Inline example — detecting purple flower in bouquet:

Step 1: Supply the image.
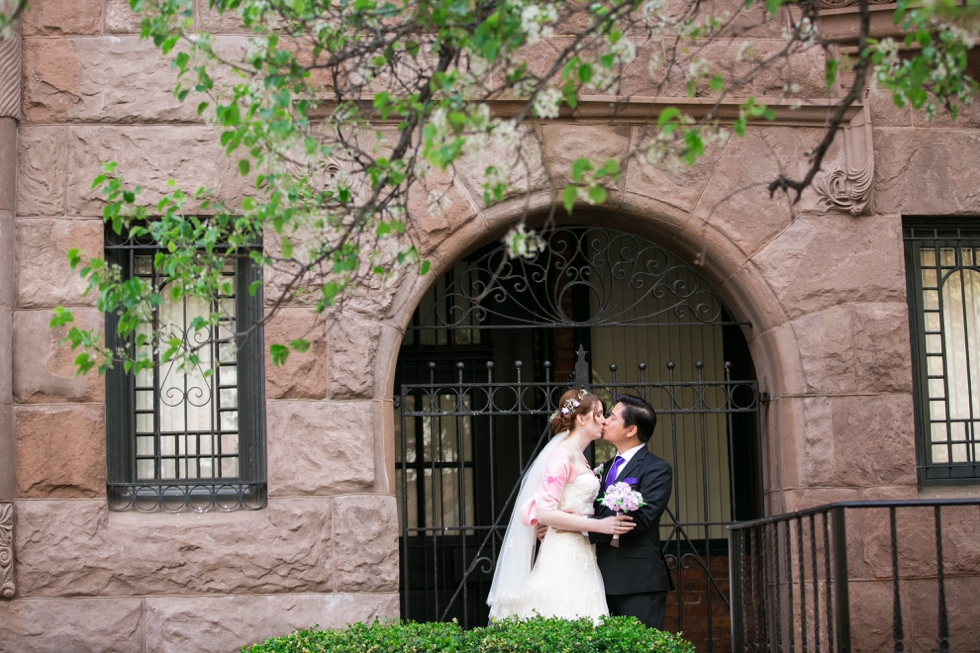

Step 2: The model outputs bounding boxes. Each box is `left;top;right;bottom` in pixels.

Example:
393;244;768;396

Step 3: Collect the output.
601;481;645;513
600;481;645;547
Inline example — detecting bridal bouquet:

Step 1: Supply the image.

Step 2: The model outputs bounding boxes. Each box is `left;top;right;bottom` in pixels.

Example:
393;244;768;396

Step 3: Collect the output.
600;482;645;548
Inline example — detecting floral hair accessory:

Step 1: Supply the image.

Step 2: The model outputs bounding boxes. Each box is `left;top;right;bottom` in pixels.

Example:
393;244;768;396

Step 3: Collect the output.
549;389;589;423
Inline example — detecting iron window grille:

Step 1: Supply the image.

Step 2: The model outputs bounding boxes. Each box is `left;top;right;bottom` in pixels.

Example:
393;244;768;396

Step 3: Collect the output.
905;220;980;483
104;227;267;512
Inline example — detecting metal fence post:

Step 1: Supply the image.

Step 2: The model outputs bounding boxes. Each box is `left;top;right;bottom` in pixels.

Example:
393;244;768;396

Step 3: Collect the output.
730;528;746;653
832;507;851;653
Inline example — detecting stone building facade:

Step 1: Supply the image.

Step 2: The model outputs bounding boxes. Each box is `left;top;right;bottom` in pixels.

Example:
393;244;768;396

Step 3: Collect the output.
1;1;980;652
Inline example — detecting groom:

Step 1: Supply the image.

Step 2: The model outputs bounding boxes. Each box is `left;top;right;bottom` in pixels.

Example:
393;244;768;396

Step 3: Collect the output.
590;394;674;630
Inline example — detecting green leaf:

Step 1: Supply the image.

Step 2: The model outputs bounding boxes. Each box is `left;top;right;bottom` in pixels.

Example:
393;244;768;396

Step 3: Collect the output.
281;236;293;259
49;306;75;328
74;352;95;376
562;185;577;214
289;338;311;353
765;0;785;16
66;248;83;270
571;158;592;183
238;159;250;176
420;259;431;275
657;106;680;126
597;158;620;179
270;343;289;367
682;129;704;166
709;75;724;92
588;185;607;204
825;58;840;93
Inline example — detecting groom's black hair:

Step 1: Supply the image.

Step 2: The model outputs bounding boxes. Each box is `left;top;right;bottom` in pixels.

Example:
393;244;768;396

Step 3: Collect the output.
613;394;657;443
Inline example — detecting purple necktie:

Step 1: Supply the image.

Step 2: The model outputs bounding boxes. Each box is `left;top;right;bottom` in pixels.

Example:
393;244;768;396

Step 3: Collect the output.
604;455;625;491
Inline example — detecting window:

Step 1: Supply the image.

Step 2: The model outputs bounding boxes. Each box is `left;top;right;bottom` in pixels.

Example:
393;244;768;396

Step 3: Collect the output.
906;221;980;482
104;228;267;511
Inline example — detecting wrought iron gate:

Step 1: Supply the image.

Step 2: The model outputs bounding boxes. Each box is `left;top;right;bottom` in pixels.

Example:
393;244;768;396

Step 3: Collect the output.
395;225;765;651
396;348;762;651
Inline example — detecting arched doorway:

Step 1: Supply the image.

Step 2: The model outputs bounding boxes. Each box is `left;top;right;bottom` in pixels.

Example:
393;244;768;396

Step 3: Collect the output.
393;226;763;649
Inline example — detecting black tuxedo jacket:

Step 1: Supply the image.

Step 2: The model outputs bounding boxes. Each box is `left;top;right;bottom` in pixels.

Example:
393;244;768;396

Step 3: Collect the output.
589;447;674;595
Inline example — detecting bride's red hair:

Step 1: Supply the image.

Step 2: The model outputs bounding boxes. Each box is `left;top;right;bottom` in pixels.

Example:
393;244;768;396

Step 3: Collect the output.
550;389;602;434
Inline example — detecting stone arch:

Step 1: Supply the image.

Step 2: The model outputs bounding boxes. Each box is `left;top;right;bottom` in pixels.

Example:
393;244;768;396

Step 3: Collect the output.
378;188;807;512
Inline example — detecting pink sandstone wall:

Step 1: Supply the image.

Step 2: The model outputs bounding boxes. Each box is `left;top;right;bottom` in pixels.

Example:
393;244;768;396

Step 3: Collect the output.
1;0;979;651
1;2;399;650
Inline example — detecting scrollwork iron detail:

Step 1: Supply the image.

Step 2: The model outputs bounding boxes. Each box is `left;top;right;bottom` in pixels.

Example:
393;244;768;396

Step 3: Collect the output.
415;227;738;331
107;483;267;514
0;502;14;599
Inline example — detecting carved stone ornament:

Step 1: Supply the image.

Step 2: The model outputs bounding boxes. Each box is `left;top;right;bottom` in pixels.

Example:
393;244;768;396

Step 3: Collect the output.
0;502;14;599
0;32;21;120
813;103;874;216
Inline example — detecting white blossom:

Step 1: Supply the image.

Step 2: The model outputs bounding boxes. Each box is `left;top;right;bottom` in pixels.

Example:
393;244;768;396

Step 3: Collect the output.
504;224;546;259
533;87;563;119
686;58;709;81
610;37;636;65
641;0;667;19
426;190;452;217
735;41;755;62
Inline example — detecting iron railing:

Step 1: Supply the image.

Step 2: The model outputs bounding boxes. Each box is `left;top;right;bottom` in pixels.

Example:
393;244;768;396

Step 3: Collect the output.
729;498;980;653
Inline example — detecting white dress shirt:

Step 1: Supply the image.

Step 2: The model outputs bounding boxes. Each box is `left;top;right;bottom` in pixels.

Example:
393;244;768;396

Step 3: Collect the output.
611;443;646;481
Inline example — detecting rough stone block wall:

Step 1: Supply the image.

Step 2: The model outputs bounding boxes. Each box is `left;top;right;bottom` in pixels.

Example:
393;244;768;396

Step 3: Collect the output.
2;0;980;650
0;22;19;606
1;2;400;651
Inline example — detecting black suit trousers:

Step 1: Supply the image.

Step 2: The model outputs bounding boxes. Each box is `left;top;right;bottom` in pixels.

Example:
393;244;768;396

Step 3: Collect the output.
606;591;668;630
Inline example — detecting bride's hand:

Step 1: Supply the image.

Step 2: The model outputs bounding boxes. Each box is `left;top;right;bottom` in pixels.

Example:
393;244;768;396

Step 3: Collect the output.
597;514;635;536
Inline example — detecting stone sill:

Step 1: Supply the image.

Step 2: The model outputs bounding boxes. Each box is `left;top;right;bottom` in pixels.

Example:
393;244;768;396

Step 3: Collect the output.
919;483;980;499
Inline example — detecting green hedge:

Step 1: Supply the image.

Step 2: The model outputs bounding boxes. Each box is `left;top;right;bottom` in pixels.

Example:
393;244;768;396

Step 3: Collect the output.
243;616;695;653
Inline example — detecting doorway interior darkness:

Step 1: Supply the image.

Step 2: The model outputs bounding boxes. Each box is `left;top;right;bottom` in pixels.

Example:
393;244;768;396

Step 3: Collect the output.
393;226;763;651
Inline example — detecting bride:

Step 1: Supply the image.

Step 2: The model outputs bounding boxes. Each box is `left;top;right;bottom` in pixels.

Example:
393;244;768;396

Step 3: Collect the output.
486;389;635;621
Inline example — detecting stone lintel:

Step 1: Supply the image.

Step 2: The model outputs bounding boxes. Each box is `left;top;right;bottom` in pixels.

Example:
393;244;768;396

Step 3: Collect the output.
309;96;865;128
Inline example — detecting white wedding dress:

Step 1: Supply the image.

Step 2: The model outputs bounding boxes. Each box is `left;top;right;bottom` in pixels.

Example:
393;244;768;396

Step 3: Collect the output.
486;434;609;623
517;469;608;621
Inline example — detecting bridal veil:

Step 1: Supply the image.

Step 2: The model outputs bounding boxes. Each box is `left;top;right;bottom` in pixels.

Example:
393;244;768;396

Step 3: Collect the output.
485;430;569;620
